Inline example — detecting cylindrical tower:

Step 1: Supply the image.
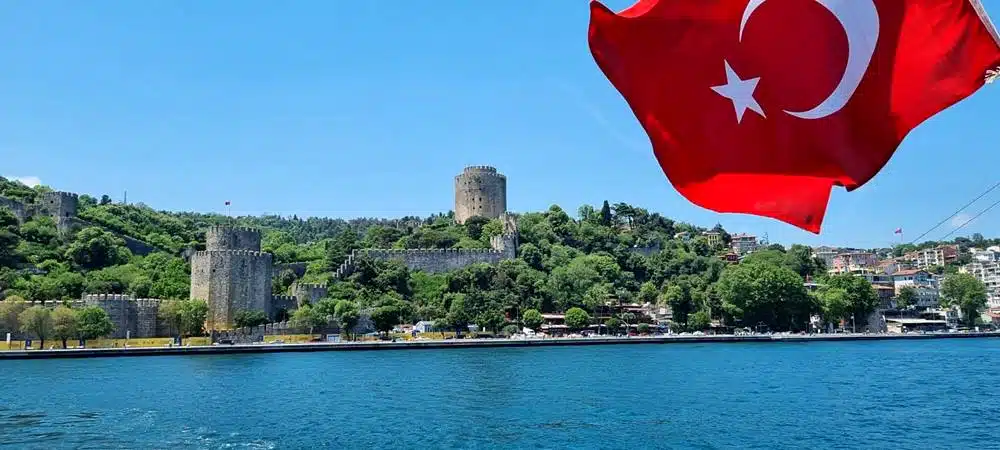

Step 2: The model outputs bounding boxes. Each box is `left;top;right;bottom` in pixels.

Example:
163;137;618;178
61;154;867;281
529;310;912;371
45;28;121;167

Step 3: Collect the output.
454;165;507;224
206;225;262;251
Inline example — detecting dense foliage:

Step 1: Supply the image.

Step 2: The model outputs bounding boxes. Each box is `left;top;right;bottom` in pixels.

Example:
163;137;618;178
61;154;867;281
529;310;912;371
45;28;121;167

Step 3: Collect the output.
1;177;993;335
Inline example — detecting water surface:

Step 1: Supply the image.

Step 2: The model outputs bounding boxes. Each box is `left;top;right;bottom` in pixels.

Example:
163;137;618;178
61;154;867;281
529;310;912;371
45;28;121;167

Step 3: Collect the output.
1;339;997;449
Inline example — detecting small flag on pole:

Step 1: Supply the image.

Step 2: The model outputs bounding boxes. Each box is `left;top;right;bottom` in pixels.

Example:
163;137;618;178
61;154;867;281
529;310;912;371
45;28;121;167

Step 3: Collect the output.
224;201;231;206
894;228;902;234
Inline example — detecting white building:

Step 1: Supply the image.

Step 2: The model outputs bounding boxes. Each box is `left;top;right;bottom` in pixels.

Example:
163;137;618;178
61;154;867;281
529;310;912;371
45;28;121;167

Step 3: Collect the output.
960;261;1000;309
731;233;758;255
892;269;940;309
970;246;1000;263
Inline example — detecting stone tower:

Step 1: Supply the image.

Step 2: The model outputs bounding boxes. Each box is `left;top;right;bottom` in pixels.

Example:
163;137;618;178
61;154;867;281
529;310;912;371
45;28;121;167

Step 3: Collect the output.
38;191;78;219
190;226;273;330
454;165;507;224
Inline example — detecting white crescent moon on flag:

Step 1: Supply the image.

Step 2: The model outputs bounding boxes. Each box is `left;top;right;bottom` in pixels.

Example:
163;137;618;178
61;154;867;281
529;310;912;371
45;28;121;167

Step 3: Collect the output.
739;0;880;120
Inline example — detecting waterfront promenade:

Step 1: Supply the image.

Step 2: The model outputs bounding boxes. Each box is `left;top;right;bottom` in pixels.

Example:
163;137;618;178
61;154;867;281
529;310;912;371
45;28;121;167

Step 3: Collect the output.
1;331;998;360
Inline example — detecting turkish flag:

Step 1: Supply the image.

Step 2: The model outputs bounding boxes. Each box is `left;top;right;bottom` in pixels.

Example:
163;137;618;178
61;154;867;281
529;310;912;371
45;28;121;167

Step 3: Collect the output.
589;0;1000;233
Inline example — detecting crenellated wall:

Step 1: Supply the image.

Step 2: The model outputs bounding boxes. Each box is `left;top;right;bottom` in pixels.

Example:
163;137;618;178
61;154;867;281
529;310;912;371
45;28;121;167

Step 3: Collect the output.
82;294;165;339
270;295;297;315
291;282;328;305
206;225;262;251
358;248;510;273
0;197;26;222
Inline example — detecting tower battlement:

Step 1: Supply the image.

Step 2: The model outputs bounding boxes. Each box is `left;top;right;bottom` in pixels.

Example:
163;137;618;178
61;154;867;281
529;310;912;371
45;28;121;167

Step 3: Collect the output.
205;225;262;252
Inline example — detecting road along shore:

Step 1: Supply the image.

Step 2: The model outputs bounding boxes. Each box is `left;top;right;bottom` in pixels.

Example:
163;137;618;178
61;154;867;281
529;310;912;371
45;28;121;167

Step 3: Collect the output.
1;331;998;360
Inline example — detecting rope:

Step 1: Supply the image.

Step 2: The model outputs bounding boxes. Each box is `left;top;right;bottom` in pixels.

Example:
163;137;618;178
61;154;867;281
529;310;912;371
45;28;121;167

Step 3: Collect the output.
907;180;1000;244
988;67;999;84
938;197;1000;241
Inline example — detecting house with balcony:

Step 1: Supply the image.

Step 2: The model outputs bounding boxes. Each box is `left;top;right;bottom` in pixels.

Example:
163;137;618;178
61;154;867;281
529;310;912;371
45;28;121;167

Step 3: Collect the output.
730;233;758;255
829;252;878;274
891;269;940;309
970;246;1000;263
701;231;722;248
960;260;1000;309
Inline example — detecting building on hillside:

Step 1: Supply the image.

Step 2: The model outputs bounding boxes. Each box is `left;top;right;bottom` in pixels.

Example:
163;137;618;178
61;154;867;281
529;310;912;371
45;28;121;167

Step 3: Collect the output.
876;285;896;309
970;246;1000;263
891;269;940;309
730;233;758;255
903;245;958;270
702;231;721;248
812;246;839;269
960;261;1000;309
829;252;877;274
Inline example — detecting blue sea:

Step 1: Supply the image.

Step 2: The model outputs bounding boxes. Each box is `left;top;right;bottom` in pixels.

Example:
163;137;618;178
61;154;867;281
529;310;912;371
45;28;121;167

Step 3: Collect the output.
1;339;998;449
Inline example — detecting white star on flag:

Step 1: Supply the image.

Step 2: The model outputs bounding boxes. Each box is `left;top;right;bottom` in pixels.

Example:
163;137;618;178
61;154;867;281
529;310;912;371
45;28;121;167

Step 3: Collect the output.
711;60;765;123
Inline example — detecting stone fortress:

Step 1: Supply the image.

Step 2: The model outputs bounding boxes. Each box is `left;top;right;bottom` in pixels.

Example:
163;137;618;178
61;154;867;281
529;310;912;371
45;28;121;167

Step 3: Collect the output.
0;191;79;232
454;165;507;224
3;165;518;336
0;190;157;255
190;226;275;329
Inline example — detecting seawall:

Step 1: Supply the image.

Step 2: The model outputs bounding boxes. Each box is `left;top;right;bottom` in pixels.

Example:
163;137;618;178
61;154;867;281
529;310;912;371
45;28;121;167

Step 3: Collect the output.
1;332;998;360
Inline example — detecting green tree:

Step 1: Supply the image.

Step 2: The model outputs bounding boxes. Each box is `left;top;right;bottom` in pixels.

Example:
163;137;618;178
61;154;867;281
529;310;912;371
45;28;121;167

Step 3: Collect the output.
688;309;711;331
599;200;612;226
77;306;115;342
819;288;851;327
717;261;812;332
51;306;79;348
522;308;544;331
334;300;360;340
0;207;21;267
180;300;208;337
0;297;27;335
941;273;988;327
233;310;269;328
19;306;53;348
564;307;590;332
637;322;651;335
64;227;132;270
371;305;400;336
896;286;917;311
445;294;471;336
826;273;880;326
290;304;327;336
158;300;185;339
605;316;622;335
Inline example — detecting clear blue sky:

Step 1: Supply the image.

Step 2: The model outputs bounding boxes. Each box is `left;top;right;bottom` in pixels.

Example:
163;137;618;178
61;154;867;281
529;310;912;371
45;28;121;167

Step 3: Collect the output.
1;0;998;249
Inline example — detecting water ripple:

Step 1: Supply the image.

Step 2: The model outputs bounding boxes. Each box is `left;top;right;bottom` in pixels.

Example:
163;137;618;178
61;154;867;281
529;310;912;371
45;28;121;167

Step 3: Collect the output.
0;340;998;449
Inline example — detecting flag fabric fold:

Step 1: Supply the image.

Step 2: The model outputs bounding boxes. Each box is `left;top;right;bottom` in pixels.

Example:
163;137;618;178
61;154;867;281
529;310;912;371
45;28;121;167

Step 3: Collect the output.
589;0;1000;233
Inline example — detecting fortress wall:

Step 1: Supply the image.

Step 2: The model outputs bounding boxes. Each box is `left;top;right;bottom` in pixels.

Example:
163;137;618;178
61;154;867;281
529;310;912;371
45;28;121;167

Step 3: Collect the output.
292;282;328;305
0;196;27;222
274;262;308;278
270;295;298;316
359;248;509;273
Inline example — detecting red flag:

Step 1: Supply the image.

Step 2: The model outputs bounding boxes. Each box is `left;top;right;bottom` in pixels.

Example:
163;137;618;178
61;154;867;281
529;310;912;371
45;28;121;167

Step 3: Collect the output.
589;0;1000;233
894;228;902;234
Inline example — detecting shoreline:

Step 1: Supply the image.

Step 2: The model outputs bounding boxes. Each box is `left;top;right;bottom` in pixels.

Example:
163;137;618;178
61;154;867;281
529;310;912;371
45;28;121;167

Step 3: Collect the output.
1;331;998;360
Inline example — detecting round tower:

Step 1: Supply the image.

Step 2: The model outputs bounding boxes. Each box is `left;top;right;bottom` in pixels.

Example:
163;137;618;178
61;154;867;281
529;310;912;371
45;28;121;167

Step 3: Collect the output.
206;225;262;251
454;165;507;224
